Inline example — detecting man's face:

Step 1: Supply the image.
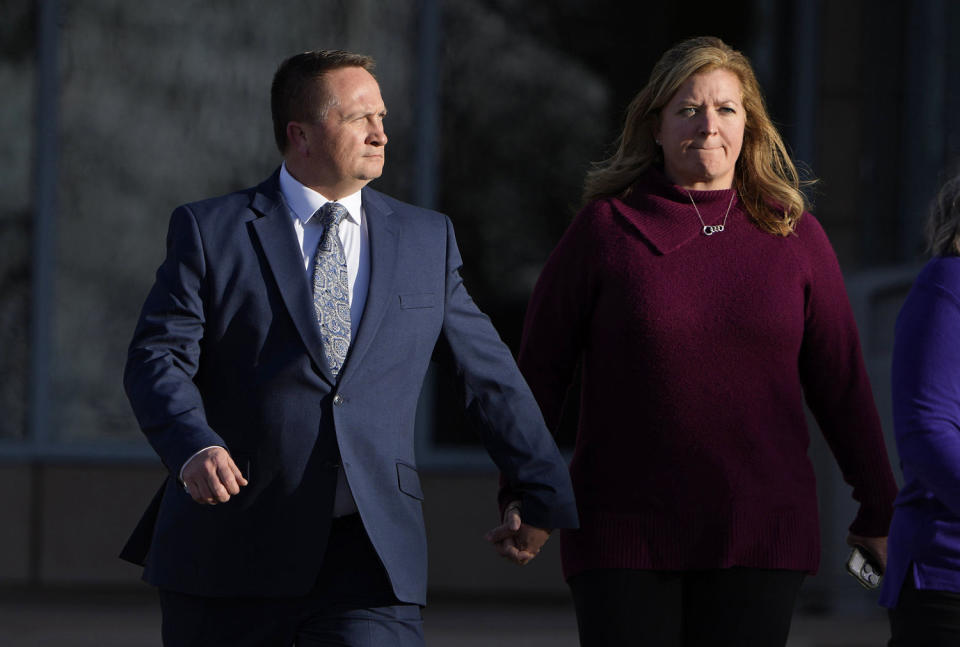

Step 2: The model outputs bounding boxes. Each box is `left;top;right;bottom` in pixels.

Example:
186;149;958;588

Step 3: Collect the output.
296;66;387;198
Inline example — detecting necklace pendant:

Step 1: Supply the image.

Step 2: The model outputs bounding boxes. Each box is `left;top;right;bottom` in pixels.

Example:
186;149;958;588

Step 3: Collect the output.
703;224;724;236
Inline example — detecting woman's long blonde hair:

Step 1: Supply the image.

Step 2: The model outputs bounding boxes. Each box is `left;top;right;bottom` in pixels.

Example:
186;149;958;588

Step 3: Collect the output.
583;36;809;236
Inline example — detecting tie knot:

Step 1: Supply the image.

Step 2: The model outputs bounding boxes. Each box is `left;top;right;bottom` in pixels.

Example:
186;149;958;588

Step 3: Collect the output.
318;202;349;229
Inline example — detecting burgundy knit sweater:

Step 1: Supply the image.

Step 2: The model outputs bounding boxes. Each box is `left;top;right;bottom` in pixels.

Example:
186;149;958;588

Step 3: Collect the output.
518;170;897;579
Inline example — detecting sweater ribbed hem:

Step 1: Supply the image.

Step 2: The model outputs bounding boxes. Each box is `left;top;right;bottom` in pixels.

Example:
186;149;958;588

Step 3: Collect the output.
560;508;821;581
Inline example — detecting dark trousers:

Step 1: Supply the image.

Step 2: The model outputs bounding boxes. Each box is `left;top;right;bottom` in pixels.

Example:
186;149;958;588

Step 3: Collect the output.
888;576;960;646
159;515;424;647
568;567;805;647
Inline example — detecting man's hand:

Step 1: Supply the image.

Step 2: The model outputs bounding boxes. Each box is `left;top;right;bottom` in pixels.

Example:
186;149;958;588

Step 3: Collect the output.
847;533;888;571
181;447;248;505
484;502;551;566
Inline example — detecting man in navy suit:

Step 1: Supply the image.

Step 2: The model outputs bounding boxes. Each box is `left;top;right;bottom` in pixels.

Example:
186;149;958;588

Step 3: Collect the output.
122;50;577;646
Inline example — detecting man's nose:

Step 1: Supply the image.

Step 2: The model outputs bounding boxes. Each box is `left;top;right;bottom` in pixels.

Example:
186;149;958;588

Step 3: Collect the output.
368;120;387;146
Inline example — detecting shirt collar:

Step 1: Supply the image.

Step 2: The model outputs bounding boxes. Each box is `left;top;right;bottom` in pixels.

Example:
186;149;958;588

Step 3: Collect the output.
279;162;362;227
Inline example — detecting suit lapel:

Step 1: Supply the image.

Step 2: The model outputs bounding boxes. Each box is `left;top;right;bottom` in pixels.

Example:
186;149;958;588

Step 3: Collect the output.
249;172;336;385
338;188;399;384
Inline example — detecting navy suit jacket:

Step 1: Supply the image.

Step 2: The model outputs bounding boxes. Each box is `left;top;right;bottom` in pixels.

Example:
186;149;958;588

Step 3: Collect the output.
121;170;577;604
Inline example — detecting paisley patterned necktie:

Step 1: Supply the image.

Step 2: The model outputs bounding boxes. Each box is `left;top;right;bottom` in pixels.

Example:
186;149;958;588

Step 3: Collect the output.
312;202;351;377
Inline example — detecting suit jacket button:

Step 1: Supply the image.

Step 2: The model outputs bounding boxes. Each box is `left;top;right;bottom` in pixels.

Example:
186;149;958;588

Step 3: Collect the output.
333;394;343;406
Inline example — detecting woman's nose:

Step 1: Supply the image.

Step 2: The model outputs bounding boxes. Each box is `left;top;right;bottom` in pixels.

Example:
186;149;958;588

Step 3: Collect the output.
699;113;718;135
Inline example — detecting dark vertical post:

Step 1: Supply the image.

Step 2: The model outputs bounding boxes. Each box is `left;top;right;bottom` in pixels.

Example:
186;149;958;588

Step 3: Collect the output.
31;0;59;449
898;0;946;259
748;0;780;94
414;0;440;210
413;0;441;461
30;0;60;583
791;0;820;175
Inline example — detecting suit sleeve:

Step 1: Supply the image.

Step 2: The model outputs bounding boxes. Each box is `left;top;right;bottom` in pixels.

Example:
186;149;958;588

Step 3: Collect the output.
796;215;897;536
438;216;578;530
124;205;226;475
891;272;960;515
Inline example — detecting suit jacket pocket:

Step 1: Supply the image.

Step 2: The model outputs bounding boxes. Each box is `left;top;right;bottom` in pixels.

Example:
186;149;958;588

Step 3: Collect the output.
399;293;437;309
396;462;424;500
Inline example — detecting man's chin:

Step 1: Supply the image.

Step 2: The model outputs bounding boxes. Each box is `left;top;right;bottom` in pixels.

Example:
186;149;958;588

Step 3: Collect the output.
358;168;384;181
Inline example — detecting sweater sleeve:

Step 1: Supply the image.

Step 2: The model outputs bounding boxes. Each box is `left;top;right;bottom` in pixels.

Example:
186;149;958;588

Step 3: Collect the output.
517;204;601;432
795;215;897;537
891;264;960;515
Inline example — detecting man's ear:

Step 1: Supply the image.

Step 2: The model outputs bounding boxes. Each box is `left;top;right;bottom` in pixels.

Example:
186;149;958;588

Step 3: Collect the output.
286;122;310;156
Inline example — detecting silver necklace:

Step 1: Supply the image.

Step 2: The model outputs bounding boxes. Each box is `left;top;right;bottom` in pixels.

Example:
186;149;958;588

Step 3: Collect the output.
686;190;736;236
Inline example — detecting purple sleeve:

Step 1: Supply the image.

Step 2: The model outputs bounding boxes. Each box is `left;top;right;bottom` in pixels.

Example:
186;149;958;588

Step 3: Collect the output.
892;261;960;515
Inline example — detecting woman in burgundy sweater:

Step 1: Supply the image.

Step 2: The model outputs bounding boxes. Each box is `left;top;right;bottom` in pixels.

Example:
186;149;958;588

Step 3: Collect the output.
515;36;897;646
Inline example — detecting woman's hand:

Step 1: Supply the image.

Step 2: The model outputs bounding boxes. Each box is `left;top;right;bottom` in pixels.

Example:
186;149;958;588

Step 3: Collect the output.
847;534;888;571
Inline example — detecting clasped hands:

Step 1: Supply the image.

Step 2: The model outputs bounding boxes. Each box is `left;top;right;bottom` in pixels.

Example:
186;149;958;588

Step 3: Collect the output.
484;501;552;566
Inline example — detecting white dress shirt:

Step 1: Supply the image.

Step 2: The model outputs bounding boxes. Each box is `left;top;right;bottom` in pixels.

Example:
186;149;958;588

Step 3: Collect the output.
278;163;370;335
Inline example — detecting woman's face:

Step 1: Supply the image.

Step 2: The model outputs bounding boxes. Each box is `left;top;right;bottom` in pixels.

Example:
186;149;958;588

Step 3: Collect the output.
655;68;745;191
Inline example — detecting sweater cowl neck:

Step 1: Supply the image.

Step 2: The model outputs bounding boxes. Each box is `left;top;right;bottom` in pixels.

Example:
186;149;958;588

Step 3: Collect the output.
609;168;741;255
